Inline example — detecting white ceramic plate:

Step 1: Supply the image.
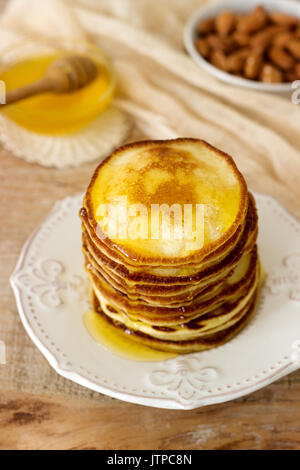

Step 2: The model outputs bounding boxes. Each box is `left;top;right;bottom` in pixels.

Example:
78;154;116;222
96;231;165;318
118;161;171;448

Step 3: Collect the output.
10;192;300;409
184;0;300;93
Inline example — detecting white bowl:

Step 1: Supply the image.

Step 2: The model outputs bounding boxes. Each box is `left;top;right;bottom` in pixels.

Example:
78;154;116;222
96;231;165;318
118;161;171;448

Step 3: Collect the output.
184;0;300;92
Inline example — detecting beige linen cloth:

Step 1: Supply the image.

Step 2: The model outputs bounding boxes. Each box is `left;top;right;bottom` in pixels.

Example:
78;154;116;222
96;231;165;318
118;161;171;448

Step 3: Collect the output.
1;0;300;402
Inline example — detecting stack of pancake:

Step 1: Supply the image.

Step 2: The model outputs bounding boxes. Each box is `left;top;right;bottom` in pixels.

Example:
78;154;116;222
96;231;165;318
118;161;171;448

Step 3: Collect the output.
80;138;261;354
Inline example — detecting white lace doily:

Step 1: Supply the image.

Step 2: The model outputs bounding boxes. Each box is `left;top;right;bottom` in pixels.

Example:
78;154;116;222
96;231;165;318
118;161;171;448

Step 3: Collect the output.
0;106;132;168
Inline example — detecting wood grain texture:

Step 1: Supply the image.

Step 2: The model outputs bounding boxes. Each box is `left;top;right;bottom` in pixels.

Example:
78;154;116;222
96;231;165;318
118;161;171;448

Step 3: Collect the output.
0;376;300;450
1;142;300;450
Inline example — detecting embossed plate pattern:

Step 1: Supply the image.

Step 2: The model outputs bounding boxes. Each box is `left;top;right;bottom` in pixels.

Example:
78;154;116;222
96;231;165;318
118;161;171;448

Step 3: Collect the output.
10;193;300;409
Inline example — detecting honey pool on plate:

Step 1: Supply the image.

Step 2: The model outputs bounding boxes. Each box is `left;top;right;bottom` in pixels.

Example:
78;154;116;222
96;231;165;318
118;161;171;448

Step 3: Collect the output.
0;53;115;134
84;310;177;362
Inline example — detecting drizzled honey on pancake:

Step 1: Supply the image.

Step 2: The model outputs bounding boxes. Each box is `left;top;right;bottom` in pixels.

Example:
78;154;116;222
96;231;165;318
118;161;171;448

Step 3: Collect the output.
86;139;248;263
80;139;262;356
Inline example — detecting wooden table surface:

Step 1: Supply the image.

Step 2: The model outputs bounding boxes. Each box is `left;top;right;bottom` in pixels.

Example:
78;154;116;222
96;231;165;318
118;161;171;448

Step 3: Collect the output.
1;145;300;450
0;377;300;450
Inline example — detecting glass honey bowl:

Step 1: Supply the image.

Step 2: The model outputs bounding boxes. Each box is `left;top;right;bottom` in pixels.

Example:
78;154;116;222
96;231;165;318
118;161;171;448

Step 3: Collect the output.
0;39;116;135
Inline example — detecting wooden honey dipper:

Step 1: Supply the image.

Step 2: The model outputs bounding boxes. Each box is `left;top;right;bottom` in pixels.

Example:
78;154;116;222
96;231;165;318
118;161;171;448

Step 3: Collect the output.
2;55;98;106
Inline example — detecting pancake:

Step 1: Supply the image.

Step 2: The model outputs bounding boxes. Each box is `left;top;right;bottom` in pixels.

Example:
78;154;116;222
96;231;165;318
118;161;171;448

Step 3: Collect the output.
93;256;260;335
81;194;257;287
87;246;258;323
83;139;248;266
90;284;260;353
85;240;257;308
80;138;262;355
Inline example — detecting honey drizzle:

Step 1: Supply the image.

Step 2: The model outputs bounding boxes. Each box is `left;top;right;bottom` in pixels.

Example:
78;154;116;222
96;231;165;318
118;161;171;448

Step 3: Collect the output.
84;310;177;362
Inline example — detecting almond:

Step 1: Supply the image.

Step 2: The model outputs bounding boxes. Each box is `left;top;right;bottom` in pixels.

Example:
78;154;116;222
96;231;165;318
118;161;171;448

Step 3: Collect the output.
232;31;251;47
253;5;269;23
237;5;268;34
244;51;263;79
206;34;236;53
287;39;300;59
295;63;300;77
227;48;249;73
260;63;283;83
197;17;215;36
269;11;298;26
268;46;295;71
210;50;228;71
195;38;210;58
272;31;293;47
285;64;300;81
215;10;236;36
251;25;286;52
284;71;296;82
294;26;300;39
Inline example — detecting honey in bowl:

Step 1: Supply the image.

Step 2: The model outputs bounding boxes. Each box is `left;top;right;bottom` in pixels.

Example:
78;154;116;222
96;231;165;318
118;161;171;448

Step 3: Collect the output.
0;49;115;134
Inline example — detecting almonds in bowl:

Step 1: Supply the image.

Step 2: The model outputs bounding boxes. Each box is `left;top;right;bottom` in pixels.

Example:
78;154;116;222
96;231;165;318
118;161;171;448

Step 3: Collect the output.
184;0;300;91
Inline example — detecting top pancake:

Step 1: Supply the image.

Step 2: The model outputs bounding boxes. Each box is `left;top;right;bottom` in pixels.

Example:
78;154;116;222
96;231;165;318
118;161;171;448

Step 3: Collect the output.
84;139;248;265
